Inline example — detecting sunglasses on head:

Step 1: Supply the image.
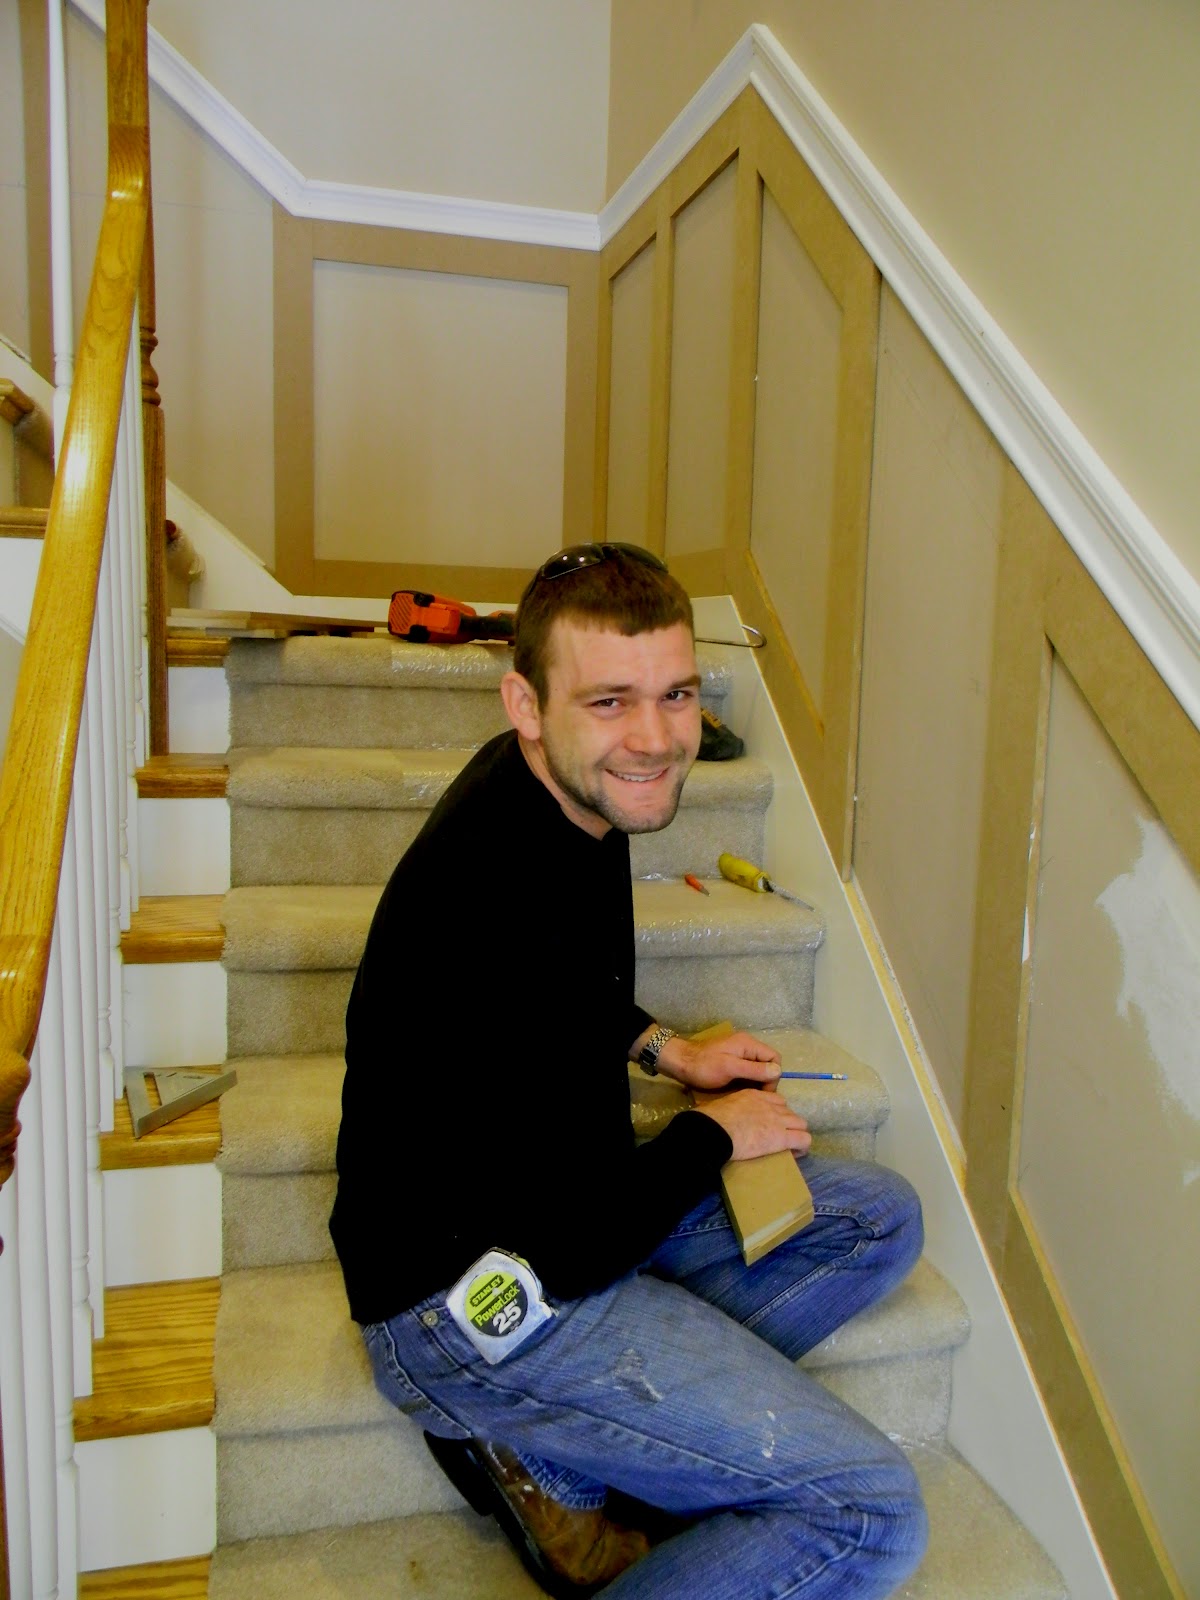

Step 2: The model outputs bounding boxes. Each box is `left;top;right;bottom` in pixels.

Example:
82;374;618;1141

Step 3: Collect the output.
535;542;669;582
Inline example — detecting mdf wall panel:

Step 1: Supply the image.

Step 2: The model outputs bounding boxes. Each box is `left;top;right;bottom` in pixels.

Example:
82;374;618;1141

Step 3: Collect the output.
605;242;656;546
664;162;737;561
854;292;1003;1134
748;189;840;717
312;262;568;570
1018;658;1200;1591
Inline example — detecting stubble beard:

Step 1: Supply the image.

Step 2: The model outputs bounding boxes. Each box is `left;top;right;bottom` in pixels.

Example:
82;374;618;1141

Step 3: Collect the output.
542;736;692;835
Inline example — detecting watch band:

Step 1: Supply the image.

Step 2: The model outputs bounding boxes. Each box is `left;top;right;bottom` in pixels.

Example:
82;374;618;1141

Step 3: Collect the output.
637;1024;676;1076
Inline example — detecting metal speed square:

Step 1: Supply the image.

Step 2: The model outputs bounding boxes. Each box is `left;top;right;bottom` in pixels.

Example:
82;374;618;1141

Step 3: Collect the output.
124;1065;237;1137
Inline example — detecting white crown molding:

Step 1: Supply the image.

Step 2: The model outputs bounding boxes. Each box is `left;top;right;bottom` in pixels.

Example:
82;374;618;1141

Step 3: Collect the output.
601;25;1200;733
67;0;599;251
68;3;1200;726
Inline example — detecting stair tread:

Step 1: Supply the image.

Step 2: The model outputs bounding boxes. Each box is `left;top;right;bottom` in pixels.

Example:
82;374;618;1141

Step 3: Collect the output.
226;743;771;811
168;634;229;666
74;1278;218;1441
137;751;229;798
79;1553;210;1598
218;1032;887;1179
212;1255;964;1441
224;635;734;695
122;894;225;962
205;1439;1064;1599
103;1066;225;1168
220;878;820;972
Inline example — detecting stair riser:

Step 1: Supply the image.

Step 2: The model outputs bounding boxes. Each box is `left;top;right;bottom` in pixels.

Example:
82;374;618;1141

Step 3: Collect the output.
230;803;767;887
220;1123;877;1274
216;1343;954;1543
226;945;816;1058
231;684;731;750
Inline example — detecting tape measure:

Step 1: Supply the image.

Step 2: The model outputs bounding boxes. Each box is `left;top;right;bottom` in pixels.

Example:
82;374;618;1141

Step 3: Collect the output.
445;1249;556;1365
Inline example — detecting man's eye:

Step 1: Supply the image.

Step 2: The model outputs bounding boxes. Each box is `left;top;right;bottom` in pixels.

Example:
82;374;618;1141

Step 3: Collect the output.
664;689;695;703
591;697;621;710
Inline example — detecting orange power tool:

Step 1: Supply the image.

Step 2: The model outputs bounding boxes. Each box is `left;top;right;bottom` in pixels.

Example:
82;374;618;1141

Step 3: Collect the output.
388;590;516;645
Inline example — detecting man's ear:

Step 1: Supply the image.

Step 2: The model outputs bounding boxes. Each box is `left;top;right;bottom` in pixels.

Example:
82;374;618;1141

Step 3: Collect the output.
500;670;542;740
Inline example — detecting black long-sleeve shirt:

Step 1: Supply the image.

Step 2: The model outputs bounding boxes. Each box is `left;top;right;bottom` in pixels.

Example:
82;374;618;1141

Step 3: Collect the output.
329;730;733;1325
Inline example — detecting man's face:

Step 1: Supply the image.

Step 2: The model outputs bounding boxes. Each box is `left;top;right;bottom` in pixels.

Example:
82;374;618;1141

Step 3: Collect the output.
526;619;702;837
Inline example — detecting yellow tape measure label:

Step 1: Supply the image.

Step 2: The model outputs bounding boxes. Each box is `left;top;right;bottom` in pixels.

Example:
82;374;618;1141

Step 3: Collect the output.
446;1249;555;1364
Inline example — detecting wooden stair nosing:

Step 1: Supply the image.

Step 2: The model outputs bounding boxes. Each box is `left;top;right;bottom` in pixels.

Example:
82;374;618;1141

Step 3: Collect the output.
73;1277;218;1443
79;1553;210;1598
0;505;49;537
101;1069;224;1168
121;895;225;963
136;752;229;799
168;634;229;667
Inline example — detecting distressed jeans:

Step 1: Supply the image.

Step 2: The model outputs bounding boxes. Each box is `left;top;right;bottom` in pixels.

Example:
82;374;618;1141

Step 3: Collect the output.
363;1155;928;1598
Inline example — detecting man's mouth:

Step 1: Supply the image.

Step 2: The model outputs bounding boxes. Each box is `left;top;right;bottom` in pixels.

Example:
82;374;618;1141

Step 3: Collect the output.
609;768;668;785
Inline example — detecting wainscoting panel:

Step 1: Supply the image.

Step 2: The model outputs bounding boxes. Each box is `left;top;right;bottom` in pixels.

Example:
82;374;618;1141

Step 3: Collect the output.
273;206;598;600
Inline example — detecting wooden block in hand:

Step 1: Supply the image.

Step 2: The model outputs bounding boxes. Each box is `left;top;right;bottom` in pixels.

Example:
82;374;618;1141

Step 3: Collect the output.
688;1021;814;1265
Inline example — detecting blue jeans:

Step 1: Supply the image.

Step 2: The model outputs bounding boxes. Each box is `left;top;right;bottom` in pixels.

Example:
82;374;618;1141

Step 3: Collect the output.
364;1156;928;1598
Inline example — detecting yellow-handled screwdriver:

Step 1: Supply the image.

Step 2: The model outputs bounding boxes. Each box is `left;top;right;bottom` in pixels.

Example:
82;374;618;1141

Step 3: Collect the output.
718;853;815;912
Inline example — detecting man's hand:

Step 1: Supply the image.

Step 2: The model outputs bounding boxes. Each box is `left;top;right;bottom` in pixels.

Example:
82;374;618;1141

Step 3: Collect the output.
694;1088;811;1162
654;1031;781;1092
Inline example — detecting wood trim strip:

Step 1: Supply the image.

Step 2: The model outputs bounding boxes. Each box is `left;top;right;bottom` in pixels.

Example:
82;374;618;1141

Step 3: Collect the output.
73;1278;218;1442
166;635;229;667
0;508;49;537
275;219;599;595
120;896;225;964
272;203;315;594
645;188;675;559
135;753;228;799
101;1070;223;1169
80;1554;210;1599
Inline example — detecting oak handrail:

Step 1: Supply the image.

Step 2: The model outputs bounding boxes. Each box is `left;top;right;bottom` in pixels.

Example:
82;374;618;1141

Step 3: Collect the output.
0;10;152;1590
0;2;148;1189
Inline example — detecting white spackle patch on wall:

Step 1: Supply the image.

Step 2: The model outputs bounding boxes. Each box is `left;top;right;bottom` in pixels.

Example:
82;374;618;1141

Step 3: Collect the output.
1096;815;1200;1125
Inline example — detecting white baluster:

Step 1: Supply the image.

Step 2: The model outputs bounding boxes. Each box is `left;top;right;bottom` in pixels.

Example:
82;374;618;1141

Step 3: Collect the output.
16;1041;62;1600
86;607;117;1128
47;0;73;453
65;778;98;1397
0;1176;34;1597
39;929;82;1593
114;376;141;917
126;337;150;778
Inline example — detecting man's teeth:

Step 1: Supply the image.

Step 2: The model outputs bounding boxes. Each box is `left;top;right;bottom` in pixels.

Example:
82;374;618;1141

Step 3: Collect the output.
613;771;663;783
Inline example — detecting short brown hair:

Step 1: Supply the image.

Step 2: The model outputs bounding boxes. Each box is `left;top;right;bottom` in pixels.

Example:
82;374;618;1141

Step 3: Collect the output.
514;547;693;706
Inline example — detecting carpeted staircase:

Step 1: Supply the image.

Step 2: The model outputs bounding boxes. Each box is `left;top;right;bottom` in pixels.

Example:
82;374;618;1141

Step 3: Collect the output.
207;634;1066;1598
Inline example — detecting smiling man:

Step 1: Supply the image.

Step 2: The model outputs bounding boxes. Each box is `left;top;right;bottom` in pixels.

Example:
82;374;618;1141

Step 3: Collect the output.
330;544;927;1599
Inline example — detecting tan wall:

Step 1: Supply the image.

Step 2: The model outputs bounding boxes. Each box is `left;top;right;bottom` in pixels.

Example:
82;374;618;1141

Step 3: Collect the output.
0;629;21;763
597;80;1197;1593
607;0;1200;587
0;2;31;358
149;0;612;212
66;10;277;564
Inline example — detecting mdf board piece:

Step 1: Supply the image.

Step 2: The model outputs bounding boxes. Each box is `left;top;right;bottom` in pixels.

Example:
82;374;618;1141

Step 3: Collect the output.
169;606;383;639
689;1021;814;1265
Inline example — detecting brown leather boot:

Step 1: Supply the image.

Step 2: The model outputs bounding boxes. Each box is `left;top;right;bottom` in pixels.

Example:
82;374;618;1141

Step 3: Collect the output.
424;1432;651;1596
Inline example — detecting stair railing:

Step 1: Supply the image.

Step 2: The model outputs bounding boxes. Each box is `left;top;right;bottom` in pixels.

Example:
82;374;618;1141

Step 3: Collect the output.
0;2;154;1593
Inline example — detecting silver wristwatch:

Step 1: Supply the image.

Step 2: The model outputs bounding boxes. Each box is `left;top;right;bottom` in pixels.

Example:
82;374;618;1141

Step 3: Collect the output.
637;1024;676;1076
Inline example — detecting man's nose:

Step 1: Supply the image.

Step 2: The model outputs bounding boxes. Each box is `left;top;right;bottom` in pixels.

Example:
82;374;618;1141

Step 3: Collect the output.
625;701;672;753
